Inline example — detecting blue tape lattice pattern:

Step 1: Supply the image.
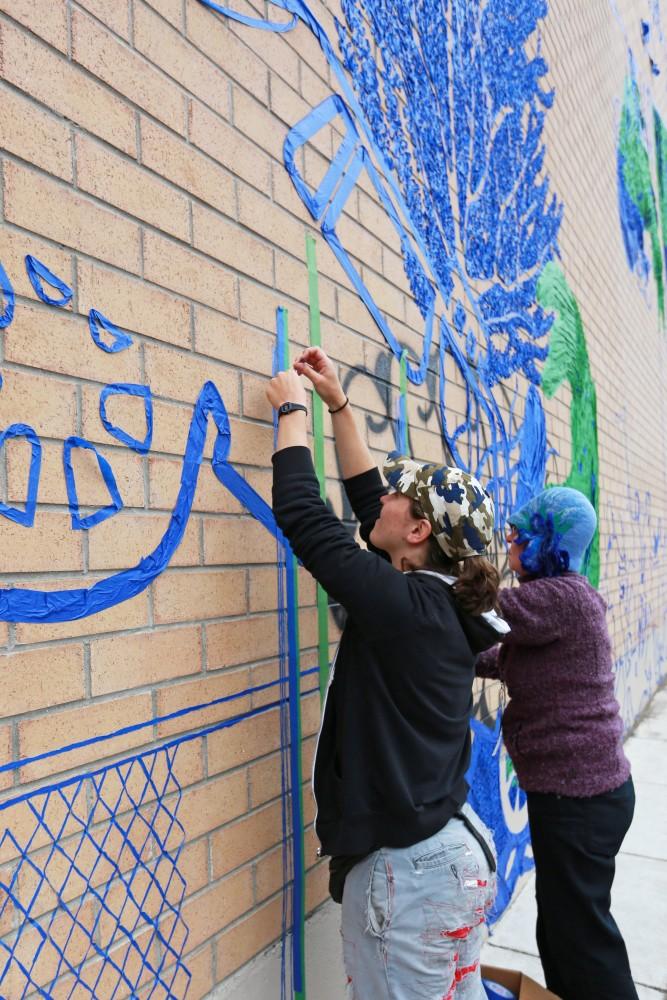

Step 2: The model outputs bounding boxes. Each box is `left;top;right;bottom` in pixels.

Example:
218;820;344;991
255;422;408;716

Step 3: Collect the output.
0;746;189;999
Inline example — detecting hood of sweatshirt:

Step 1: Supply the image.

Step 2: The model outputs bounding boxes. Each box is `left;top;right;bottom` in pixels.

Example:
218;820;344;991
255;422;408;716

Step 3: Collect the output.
412;570;510;654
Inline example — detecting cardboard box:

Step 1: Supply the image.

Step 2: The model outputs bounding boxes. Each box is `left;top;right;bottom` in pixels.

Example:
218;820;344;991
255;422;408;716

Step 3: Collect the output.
481;965;560;1000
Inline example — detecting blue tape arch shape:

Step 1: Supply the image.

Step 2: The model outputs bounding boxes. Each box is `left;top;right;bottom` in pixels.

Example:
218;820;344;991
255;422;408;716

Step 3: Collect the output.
0;382;283;623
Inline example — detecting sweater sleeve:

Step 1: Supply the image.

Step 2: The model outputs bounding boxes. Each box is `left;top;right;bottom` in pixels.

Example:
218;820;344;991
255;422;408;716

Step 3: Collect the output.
272;446;412;636
475;645;501;679
498;580;563;646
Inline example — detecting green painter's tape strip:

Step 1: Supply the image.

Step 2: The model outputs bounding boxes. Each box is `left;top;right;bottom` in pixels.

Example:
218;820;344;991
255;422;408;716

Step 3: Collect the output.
398;349;409;454
619;71;664;321
306;233;330;705
537;262;600;587
281;317;307;1000
399;348;408;398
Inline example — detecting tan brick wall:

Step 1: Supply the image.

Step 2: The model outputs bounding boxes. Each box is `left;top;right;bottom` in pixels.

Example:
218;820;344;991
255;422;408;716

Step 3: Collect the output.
0;0;666;995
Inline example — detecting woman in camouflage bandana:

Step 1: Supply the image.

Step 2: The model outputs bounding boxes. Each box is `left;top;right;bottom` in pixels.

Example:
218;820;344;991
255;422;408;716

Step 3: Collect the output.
267;347;508;999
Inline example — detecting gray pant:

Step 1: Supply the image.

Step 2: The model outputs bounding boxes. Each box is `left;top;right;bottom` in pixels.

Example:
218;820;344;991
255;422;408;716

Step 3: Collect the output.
341;803;497;999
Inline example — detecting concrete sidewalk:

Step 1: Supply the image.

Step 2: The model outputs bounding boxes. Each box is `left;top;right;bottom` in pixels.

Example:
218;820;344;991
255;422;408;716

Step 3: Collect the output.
481;684;667;998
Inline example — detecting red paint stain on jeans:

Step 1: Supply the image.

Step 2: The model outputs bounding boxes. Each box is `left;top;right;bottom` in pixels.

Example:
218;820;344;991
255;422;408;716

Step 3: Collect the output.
455;959;479;982
441;917;483;939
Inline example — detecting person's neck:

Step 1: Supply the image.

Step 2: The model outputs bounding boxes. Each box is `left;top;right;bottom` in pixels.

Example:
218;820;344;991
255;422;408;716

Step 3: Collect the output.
393;550;428;572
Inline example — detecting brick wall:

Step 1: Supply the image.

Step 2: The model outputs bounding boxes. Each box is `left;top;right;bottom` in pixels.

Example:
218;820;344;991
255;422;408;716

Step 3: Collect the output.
1;0;666;995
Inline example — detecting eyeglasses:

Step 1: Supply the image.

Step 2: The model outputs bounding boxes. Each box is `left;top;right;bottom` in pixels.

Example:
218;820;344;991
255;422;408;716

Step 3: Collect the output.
505;523;518;544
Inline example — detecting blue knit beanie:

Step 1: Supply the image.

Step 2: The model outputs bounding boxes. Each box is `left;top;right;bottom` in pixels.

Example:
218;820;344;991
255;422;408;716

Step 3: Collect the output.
510;487;597;576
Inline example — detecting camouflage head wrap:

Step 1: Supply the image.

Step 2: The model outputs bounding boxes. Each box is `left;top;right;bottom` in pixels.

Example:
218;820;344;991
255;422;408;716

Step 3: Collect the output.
383;451;494;559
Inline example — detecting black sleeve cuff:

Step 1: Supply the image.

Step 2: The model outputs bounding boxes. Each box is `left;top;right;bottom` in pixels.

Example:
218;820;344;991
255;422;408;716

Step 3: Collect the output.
272;445;316;477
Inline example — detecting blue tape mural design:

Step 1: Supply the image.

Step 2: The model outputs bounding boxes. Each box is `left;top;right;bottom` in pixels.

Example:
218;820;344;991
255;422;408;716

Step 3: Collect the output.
0;423;42;527
467;715;532;921
194;0;566;936
0;247;309;996
63;436;124;530
99;383;153;454
2;0;664;994
88;309;134;353
208;0;560;524
0;668;319;999
0;262;15;328
0;377;281;622
25;255;73;308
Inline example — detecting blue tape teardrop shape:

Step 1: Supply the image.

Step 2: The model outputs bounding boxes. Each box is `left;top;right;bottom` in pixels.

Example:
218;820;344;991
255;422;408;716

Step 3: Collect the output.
0;424;42;527
0;263;15;328
25;255;73;307
99;384;153;454
88;309;133;353
63;437;123;530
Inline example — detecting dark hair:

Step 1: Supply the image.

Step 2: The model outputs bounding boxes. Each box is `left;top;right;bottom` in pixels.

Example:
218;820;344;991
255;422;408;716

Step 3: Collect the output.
410;500;500;614
515;512;570;578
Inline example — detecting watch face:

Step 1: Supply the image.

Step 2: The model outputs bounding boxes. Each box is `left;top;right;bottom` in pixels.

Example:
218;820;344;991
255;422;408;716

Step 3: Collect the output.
279;403;290;414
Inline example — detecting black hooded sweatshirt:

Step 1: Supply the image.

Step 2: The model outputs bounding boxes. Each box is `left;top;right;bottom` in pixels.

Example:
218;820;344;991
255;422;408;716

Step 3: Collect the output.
272;446;505;862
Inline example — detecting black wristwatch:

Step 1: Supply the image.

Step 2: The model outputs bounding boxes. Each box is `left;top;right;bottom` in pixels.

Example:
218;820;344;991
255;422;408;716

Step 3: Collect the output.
277;401;308;418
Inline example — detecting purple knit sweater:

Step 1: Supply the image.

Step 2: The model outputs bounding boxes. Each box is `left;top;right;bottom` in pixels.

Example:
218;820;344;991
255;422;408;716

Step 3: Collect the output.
476;572;630;797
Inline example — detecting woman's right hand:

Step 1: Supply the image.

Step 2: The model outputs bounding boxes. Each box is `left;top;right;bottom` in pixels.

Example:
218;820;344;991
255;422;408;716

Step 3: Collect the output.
293;347;346;411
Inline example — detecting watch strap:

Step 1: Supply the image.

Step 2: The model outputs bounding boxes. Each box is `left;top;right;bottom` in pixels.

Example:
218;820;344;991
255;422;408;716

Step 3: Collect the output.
277;402;308;418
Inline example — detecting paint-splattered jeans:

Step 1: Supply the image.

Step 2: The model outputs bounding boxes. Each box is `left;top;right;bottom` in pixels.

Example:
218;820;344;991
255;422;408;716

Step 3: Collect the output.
341;803;497;999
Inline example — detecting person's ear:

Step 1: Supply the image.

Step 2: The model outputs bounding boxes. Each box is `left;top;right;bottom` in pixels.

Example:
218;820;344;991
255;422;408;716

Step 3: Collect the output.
408;517;432;545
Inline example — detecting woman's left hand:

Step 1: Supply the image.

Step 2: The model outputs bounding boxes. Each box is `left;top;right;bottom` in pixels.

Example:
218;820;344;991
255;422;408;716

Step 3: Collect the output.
266;369;308;411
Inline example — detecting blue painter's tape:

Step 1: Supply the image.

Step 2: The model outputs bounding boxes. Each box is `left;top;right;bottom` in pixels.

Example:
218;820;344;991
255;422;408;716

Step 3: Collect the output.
283;95;360;219
89;309;134;353
515;385;547;509
0;382;283;622
320;146;435;385
0;665;318;778
99;383;153;454
63;437;123;530
24;255;73;307
0;424;41;527
467;713;532;923
274;303;306;999
0;262;15;328
197;0;297;33
438;315;517;522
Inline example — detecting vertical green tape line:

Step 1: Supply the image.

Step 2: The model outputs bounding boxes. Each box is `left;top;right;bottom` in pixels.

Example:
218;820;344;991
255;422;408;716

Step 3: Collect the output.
306;233;330;705
537;262;600;587
398;349;409;454
280;312;307;1000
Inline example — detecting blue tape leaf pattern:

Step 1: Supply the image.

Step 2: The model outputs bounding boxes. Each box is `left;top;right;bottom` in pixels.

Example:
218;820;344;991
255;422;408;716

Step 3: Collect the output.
88;309;134;353
0;424;42;527
0;262;15;328
99;383;153;454
63;437;124;530
336;0;562;388
25;255;73;307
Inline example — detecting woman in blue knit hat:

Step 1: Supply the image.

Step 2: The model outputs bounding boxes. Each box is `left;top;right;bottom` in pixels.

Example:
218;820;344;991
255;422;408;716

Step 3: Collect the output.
477;487;638;1000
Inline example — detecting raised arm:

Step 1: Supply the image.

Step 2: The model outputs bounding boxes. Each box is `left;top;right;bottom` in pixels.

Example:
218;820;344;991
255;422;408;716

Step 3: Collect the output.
294;347;375;480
